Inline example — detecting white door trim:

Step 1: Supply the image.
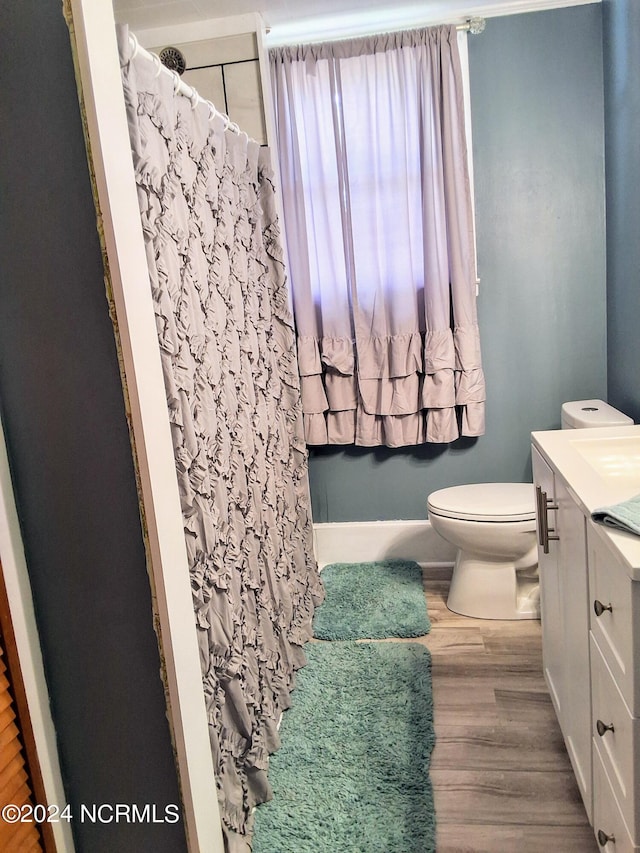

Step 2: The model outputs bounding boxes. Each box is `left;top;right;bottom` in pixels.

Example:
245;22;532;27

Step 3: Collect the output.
65;2;224;849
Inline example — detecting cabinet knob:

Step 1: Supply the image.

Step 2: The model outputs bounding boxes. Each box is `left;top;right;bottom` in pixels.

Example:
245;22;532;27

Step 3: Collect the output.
594;600;613;617
596;719;615;737
597;828;615;846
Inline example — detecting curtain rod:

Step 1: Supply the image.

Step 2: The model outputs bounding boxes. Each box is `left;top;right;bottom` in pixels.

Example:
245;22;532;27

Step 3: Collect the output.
266;15;487;47
457;17;486;33
127;33;257;143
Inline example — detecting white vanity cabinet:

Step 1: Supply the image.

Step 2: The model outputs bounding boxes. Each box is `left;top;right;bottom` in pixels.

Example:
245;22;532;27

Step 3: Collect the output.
532;427;640;853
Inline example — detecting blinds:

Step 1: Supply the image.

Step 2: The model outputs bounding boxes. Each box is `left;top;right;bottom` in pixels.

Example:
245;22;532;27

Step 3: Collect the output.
0;643;43;851
0;558;47;852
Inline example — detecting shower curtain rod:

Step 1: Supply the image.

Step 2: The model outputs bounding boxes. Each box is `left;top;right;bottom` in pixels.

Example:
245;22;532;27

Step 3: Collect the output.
127;32;258;143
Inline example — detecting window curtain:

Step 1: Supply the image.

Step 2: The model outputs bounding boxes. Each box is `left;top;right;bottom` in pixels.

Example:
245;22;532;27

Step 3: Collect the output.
270;26;485;447
118;27;323;853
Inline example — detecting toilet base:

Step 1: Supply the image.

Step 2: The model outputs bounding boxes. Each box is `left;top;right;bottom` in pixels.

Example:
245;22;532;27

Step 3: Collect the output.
446;552;540;620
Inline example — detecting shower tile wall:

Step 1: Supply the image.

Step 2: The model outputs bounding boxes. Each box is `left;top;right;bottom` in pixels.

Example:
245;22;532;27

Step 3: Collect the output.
151;32;267;144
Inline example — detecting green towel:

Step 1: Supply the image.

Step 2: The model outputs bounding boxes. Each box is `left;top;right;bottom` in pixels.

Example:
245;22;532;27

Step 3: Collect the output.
592;493;640;536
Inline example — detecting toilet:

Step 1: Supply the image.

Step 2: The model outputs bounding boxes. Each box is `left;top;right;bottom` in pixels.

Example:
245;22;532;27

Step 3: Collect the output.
427;399;634;620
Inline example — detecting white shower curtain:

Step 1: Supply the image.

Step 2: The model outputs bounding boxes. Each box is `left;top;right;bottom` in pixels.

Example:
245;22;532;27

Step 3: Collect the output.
119;27;324;852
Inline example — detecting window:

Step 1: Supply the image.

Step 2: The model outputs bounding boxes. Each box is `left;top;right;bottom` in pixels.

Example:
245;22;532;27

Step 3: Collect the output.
271;27;485;447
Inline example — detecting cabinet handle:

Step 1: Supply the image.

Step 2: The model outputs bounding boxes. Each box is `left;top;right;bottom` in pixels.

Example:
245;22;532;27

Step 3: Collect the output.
596;719;615;737
535;486;544;546
535;485;559;554
597;829;615;846
594;600;613;617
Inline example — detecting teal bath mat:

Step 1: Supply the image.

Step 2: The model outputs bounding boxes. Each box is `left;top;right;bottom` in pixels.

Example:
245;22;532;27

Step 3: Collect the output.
251;641;436;853
313;559;431;640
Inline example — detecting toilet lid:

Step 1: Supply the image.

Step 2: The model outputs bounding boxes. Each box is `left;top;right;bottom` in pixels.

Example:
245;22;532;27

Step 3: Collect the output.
427;483;536;522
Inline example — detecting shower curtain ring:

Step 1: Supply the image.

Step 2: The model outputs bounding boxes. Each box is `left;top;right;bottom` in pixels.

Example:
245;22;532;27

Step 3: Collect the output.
207;102;217;122
172;71;181;93
189;87;199;109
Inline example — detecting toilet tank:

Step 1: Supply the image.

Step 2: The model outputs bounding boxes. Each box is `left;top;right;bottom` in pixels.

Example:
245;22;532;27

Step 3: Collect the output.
561;399;634;429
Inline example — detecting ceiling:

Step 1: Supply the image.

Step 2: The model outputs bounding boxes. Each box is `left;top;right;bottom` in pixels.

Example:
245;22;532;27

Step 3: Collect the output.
112;0;597;45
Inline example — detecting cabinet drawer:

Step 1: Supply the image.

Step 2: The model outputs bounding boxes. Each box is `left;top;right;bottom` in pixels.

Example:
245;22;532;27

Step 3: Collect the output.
591;634;640;841
588;522;640;715
593;746;639;852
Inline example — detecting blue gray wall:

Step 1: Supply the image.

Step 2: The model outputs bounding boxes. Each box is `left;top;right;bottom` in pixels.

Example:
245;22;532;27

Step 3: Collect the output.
0;3;187;850
602;0;640;422
308;4;607;522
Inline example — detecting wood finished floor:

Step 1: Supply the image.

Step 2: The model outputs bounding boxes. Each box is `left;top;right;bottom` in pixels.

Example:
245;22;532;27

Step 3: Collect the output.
411;565;598;853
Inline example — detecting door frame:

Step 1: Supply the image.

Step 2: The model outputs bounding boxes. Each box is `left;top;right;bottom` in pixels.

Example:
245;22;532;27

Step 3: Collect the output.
63;1;225;849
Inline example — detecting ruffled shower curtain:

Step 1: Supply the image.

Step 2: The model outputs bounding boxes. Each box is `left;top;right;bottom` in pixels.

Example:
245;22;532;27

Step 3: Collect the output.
271;26;486;447
118;28;324;852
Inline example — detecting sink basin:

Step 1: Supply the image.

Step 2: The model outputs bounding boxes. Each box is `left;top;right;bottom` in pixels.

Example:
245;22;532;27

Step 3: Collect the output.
570;435;640;482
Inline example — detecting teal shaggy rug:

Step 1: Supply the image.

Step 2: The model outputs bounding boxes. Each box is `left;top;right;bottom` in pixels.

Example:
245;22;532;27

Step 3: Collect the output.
251;641;435;853
312;559;432;640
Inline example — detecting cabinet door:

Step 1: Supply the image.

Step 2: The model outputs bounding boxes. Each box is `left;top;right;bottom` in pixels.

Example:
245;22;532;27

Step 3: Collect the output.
533;447;592;820
557;479;592;821
532;447;564;723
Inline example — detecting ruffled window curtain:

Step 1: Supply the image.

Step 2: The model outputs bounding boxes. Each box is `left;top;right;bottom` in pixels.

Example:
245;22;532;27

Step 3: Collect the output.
270;26;486;447
118;27;323;853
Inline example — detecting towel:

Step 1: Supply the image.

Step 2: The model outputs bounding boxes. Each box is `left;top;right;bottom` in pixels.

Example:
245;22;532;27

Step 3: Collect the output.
592;493;640;536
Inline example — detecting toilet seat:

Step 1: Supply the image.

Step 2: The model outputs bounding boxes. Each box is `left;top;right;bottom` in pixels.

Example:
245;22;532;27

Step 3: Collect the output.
427;483;536;523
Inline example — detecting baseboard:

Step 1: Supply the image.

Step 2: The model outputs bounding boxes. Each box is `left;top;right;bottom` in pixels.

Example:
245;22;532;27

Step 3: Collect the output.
313;519;456;569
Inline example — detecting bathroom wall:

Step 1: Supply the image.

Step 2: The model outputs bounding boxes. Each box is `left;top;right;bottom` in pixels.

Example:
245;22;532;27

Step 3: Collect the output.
0;2;187;850
308;3;607;522
0;0;613;843
602;0;640;423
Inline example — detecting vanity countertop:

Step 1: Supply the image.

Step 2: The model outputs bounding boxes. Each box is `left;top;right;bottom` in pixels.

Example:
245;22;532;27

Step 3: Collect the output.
532;424;640;579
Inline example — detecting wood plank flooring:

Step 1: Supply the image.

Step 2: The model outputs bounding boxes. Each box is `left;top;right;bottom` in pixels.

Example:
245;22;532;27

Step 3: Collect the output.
414;565;598;852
